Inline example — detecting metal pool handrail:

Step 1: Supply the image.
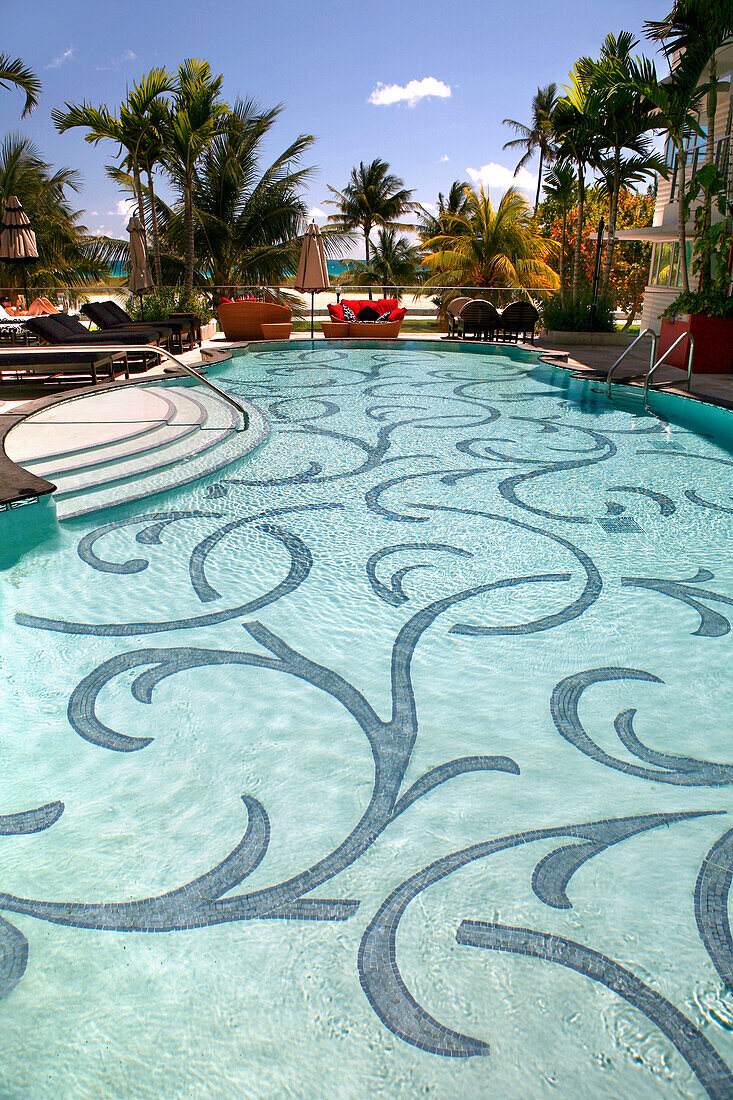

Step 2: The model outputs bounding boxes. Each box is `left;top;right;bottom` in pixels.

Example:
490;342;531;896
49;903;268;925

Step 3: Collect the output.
606;328;658;396
644;333;695;399
0;343;249;430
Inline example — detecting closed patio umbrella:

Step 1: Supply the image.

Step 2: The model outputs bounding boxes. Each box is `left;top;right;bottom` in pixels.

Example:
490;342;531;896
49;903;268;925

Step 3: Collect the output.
127;213;154;320
293;220;330;338
0;195;38;305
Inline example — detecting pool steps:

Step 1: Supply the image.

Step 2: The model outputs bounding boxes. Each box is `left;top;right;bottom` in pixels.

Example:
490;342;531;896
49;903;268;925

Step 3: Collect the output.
4;383;268;520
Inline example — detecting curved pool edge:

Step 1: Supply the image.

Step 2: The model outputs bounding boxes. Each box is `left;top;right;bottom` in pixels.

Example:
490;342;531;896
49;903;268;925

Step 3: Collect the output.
0;346;271;540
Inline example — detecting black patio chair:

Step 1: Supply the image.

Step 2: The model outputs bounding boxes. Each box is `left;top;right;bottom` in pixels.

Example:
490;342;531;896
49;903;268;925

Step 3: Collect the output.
107;299;196;344
81;301;178;349
498;302;539;344
85;300;195;352
455;299;500;341
25;315;163;367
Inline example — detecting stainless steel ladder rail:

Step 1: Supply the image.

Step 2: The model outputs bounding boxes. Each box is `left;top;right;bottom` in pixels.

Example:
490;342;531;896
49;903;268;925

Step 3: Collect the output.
0;343;249;429
643;332;695;399
606;328;658;397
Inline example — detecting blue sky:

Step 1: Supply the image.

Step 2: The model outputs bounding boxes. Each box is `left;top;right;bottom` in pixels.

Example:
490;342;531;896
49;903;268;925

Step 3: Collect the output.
3;0;670;254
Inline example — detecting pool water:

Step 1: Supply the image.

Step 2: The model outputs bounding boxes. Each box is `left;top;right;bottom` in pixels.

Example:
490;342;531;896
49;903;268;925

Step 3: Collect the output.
2;343;733;1098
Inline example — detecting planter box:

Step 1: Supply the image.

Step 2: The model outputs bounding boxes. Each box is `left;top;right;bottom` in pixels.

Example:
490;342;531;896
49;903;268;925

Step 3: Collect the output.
659;315;733;375
543;330;630;347
200;321;217;342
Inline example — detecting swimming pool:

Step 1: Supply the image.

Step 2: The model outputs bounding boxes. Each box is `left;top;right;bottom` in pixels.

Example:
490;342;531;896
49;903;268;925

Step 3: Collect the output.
2;341;733;1098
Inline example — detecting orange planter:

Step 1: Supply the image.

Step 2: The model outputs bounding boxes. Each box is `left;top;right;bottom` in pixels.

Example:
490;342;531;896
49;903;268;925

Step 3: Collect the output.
217;301;292;341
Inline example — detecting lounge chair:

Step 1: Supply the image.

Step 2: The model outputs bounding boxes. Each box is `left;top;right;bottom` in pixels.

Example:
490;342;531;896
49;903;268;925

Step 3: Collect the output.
498;302;539;344
80;302;177;348
25;315;163;367
456;299;500;341
0;305;33;344
445;296;471;339
83;300;194;352
0;347;129;384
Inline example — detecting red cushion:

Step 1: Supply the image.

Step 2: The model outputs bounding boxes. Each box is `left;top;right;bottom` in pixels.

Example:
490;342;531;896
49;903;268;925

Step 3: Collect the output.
376;298;399;315
388;307;407;322
328;303;345;321
219;296;234;304
342;299;362;316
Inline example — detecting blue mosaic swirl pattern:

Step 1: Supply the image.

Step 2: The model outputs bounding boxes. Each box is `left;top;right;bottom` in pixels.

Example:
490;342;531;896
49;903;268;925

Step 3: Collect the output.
4;343;733;1097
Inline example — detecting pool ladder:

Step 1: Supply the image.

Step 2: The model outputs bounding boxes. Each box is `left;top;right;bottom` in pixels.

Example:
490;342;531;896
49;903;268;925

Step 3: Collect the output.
606;328;657;397
643;332;695;399
605;328;695;403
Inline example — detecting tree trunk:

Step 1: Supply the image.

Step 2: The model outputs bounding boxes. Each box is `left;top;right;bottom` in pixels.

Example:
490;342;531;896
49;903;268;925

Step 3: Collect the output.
600;148;620;301
147;168;162;287
677;139;690;294
621;292;641;330
559;209;567;309
572;160;585;306
534;148;544;216
700;55;717;293
184;182;194;298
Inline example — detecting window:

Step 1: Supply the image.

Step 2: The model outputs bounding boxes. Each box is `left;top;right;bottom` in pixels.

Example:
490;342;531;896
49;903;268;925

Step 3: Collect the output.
648;241;693;287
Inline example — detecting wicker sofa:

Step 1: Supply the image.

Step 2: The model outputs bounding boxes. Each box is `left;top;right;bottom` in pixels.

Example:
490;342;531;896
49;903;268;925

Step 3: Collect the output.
217;298;292;340
322;297;406;339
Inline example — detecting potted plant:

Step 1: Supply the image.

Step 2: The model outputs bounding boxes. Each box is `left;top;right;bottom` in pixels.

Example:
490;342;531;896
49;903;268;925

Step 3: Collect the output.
660;165;733;374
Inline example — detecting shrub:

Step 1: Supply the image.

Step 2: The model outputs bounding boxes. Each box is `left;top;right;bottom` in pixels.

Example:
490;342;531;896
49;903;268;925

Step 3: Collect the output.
128;287;214;324
662;290;733;320
540;291;614;332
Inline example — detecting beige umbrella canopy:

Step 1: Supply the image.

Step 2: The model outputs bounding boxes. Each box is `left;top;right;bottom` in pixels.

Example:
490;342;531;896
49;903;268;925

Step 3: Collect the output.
127;213;154;317
0;195;38;301
293;220;330;337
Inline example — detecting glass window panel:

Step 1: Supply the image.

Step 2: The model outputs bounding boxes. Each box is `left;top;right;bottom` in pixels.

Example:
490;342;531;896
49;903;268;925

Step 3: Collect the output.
656;243;672;286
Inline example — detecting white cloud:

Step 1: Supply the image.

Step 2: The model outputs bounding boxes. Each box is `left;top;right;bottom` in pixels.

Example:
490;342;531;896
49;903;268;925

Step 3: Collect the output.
114;199;137;219
440;154;450;163
369;77;451;108
421;201;439;214
466;162;538;195
307;206;326;220
96;49;137;72
47;47;74;70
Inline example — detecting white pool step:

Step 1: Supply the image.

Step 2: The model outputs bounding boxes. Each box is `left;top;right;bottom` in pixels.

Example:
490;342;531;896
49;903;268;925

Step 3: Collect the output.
5;382;268;520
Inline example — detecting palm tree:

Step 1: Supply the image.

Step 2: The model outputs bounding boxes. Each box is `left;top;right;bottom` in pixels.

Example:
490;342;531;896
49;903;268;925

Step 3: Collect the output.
325;158;415;267
627;56;705;293
0;135;112;293
0;55;41;116
178;98;314;291
342;227;423;296
422;185;559;292
417;180;470;242
552;72;604;305
542;163;576;306
161;60;229;295
577;33;661;299
503;84;558;213
52;67;173;284
646;0;733;291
